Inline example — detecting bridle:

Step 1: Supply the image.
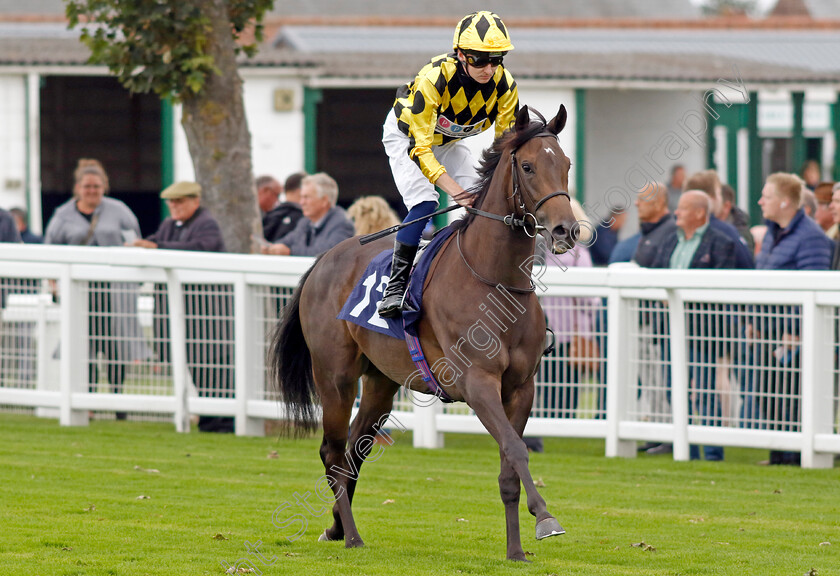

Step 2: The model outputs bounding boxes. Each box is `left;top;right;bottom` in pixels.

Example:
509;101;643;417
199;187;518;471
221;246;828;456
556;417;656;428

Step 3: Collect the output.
457;121;572;294
465;127;570;239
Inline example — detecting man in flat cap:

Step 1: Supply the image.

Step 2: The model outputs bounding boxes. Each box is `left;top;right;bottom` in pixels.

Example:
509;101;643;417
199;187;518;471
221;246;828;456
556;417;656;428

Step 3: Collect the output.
129;181;232;433
129;182;225;252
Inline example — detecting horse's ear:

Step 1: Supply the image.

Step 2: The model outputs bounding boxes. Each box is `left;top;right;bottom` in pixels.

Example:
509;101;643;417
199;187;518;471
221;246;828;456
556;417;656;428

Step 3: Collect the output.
515;105;531;133
548;105;568;135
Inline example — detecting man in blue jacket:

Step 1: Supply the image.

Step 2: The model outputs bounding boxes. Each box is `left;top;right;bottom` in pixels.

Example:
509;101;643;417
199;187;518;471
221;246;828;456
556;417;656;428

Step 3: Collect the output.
752;173;833;465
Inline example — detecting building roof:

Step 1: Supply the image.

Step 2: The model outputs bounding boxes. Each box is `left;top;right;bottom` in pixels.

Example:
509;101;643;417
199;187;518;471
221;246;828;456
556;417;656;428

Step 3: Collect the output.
265;0;701;20
0;0;700;20
1;10;839;88
256;26;840;86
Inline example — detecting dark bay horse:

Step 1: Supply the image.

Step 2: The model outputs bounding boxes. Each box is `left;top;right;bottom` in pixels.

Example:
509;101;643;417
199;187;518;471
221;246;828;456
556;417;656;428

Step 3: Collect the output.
271;105;577;561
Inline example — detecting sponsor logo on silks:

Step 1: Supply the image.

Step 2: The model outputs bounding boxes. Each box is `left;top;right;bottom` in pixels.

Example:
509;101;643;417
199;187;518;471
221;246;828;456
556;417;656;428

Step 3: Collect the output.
435;116;486;138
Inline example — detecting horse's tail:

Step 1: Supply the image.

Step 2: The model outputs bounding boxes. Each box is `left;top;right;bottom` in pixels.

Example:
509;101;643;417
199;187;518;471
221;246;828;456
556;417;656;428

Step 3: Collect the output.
269;257;321;436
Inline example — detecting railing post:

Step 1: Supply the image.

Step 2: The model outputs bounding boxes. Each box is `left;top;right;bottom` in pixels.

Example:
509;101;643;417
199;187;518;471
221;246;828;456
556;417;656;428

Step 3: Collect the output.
413;397;443;449
59;269;89;426
667;289;690;462
605;288;635;457
35;293;51;418
800;295;833;468
166;270;190;433
234;276;264;436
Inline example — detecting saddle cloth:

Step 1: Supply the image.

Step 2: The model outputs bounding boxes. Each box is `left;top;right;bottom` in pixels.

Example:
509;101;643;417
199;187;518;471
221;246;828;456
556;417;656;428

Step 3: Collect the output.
337;225;455;340
337;226;457;402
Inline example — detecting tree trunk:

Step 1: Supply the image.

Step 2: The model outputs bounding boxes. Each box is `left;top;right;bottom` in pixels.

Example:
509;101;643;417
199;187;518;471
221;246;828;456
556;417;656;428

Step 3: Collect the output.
181;0;261;254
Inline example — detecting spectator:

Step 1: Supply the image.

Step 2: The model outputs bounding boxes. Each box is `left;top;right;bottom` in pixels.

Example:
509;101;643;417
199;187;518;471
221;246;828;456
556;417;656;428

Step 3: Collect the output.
718;183;754;253
654;191;736;461
130;181;233;433
608;231;640;264
45;159;146;419
0;208;22;242
259;174;304;242
538;200;600;420
801;188;818;218
347;196;400;236
45;159;140;248
813;182;837;240
632;183;676;453
633;182;676;267
832;183;840;270
9;207;41;243
750;224;767;257
754;172;833;465
539;244;599;421
800;159;821;192
261;173;354;257
667;164;686;212
590;211;627;267
683;170;753;269
757;173;834;270
283;171;306;200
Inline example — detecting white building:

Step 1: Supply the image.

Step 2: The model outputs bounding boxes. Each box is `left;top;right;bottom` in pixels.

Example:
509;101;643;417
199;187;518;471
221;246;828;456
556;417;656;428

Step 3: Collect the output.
0;0;839;238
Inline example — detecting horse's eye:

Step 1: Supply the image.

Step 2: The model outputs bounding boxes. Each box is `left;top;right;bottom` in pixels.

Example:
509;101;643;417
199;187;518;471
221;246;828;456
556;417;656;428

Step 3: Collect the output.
522;162;533;174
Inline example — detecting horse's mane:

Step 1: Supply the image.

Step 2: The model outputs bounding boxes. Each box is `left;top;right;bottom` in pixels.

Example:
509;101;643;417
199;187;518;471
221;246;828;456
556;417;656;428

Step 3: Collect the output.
450;120;550;231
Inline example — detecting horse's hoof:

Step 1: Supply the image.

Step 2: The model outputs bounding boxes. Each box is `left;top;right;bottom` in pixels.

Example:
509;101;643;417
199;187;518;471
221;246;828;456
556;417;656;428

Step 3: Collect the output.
508;553;531;562
318;530;339;542
535;517;565;540
345;536;365;548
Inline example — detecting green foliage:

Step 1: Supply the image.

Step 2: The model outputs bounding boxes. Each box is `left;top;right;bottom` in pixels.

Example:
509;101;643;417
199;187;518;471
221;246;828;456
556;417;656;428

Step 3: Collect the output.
65;0;274;100
1;414;838;575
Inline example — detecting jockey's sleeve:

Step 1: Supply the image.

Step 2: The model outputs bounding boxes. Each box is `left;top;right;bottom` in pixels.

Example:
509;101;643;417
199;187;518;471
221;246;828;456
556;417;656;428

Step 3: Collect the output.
494;70;520;139
406;74;446;184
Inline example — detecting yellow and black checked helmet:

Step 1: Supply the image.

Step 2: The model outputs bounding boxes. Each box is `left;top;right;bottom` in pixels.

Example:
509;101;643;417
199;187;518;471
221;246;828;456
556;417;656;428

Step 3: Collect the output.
452;11;515;53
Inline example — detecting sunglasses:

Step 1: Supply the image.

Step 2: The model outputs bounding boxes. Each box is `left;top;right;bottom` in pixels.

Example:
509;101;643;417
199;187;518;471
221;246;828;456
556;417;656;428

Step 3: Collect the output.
463;52;504;68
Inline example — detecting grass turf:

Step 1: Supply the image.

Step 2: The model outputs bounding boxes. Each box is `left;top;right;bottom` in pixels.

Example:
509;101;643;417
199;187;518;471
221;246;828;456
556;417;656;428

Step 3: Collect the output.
0;413;837;575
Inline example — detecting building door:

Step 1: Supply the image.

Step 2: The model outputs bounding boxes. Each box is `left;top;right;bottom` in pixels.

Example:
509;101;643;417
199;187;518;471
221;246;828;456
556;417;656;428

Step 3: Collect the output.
40;76;163;236
314;88;404;216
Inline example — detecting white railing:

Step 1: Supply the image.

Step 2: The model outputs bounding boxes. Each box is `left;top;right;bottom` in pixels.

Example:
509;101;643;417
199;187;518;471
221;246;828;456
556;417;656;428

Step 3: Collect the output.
0;244;838;468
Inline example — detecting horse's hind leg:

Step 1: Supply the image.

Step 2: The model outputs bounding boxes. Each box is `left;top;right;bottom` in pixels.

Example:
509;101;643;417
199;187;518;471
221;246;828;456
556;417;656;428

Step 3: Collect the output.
319;369;399;548
316;363;362;546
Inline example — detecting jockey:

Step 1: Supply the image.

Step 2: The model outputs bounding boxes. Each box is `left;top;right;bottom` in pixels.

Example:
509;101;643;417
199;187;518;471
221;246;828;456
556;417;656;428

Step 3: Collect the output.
377;11;520;318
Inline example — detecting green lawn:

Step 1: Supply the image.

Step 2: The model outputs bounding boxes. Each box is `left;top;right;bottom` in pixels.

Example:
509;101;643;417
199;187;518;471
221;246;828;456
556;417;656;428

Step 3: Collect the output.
0;414;837;575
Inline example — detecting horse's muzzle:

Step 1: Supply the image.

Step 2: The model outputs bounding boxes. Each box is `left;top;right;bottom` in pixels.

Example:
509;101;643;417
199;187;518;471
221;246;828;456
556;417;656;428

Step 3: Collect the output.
550;222;578;254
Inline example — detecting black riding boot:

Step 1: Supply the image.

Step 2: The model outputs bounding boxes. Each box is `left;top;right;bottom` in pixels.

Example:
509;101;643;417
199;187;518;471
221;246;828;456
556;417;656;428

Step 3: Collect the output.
377;241;418;318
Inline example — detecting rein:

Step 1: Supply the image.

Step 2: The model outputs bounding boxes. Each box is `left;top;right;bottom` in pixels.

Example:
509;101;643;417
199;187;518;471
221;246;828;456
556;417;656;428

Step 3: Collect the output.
455;229;536;294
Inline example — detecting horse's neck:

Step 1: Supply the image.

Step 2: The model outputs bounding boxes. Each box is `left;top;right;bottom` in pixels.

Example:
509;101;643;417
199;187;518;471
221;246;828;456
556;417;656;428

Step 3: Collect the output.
461;173;537;291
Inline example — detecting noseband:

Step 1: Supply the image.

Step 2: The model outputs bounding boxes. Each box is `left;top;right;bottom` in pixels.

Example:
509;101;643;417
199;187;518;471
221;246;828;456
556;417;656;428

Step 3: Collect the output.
465;132;570;238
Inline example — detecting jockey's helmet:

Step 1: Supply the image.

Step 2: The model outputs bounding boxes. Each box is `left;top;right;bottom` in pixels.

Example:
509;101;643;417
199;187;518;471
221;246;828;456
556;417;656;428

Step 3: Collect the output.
452;11;514;54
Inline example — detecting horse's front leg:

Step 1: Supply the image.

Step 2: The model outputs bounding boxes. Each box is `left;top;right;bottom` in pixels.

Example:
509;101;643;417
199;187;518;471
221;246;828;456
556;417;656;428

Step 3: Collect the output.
466;374;564;559
497;379;535;561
